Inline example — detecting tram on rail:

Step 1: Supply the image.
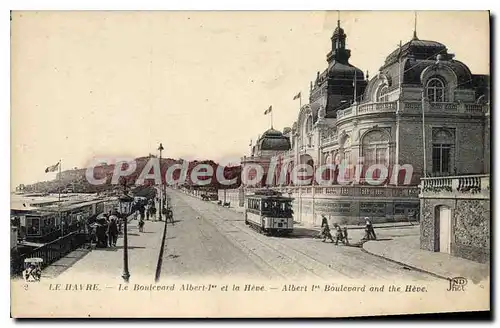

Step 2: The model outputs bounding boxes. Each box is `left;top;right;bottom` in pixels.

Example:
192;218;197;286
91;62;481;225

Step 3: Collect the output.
244;189;294;236
12;199;113;243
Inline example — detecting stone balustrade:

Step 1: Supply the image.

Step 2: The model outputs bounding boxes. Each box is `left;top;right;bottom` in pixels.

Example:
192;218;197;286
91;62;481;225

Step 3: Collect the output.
420;174;490;199
357;101;397;114
321;134;338;144
465;104;484;112
260;184;420;199
334;101;485;122
403;101;485;114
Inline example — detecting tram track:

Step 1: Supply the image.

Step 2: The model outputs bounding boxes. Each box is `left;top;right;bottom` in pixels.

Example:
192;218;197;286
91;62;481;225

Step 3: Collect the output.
216;207;353;279
173;194;286;279
217;205;435;280
179;192;348;279
176;191;436;281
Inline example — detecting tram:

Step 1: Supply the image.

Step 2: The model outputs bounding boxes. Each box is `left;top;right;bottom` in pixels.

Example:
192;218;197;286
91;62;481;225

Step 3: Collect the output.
244;189;294;236
12;199;113;244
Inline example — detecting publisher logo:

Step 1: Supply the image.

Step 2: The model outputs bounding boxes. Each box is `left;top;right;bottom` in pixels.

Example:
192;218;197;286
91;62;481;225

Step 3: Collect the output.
23;258;43;283
447;276;467;292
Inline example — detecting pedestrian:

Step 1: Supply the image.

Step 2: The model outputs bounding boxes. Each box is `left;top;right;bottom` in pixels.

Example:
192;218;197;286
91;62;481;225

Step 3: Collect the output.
167;207;174;225
320;215;334;243
107;217;119;247
138;218;145;232
139;203;145;221
151;204;157;220
333;223;343;245
89;224;97;249
342;227;349;245
364;217;377;240
96;222;107;248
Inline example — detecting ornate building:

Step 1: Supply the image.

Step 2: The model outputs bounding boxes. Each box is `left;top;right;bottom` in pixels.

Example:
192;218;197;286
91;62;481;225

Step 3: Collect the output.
224;20;490;231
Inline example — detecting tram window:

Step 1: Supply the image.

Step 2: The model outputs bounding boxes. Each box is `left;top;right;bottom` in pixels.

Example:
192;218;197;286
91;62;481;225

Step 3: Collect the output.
27;218;41;235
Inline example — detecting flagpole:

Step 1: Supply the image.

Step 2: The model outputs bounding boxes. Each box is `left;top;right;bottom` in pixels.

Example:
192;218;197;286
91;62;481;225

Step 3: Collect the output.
271;108;273;129
353;73;357;104
299;93;302;109
422;91;427;177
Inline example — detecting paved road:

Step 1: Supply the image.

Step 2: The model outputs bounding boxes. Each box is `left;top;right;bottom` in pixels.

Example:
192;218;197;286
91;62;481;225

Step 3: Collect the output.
159;190;437;281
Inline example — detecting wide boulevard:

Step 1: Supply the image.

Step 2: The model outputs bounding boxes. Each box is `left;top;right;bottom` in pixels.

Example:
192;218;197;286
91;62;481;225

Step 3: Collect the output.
157;189;437;281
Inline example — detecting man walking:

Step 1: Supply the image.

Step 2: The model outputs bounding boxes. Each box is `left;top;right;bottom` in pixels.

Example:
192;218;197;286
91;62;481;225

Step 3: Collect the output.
107;217;119;247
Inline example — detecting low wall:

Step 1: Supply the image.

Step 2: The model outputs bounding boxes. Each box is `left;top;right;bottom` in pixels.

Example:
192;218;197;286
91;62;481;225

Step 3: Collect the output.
218;187;419;227
420;198;490;264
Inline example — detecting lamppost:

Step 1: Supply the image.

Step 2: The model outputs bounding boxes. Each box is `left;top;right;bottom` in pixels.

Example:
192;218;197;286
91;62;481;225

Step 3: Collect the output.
119;179;134;283
158;143;164;221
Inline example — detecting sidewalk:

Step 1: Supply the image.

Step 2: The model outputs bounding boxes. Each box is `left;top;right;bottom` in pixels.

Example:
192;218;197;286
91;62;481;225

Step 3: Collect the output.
45;217;166;282
363;235;490;283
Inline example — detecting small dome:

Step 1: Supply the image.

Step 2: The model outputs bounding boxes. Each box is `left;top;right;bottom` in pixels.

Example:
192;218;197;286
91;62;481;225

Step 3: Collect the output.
328;62;364;80
258;128;291;151
382;39;447;69
332;24;345;38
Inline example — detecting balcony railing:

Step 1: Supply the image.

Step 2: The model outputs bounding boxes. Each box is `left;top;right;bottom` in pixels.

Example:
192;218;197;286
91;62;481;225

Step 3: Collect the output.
336;107;353;119
420;174;490;199
402;101;486;114
335;101;486;122
357;101;397;114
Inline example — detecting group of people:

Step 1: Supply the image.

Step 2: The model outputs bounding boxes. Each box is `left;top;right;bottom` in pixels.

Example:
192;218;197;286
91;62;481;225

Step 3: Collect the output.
134;197;174;232
319;215;377;245
320;215;349;245
89;211;121;248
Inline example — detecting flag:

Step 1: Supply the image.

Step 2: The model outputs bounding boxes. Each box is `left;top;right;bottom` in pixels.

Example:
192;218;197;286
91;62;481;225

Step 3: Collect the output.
264;105;272;115
293;92;301;100
45;162;60;173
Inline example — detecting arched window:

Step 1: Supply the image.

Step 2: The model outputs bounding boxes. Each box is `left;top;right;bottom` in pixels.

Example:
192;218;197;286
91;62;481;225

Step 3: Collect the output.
377;85;389;102
426;77;445;103
305;115;312;134
343;136;352;165
303;115;313;147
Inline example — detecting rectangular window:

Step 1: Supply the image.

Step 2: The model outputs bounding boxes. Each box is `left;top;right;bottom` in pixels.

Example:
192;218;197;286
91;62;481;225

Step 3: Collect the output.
432;144;451;174
376;147;387;165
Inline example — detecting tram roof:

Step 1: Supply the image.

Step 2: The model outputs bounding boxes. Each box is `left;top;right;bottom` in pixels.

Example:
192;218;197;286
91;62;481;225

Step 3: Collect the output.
38;198;110;212
246;190;292;200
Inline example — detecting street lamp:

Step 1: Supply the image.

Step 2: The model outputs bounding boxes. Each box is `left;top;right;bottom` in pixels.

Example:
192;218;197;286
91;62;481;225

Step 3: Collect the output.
158;143;164;221
118;186;134;283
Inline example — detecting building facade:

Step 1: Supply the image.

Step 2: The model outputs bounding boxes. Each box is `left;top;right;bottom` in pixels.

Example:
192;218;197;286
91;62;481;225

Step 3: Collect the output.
226;20;489;229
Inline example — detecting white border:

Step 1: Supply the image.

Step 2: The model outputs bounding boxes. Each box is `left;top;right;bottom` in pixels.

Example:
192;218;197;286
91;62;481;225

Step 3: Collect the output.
3;1;496;326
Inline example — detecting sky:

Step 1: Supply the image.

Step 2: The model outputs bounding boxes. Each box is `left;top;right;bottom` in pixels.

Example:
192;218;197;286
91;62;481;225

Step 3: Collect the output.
11;11;489;186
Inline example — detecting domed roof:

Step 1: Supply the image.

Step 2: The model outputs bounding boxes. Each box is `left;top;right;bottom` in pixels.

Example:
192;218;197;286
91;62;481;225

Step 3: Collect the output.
381;37;448;69
377;36;473;88
332;21;345;38
258;128;291;151
328;62;364;80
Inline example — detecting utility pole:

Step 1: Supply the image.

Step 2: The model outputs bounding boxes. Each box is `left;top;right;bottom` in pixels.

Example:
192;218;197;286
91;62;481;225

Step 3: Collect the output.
158;143;164;221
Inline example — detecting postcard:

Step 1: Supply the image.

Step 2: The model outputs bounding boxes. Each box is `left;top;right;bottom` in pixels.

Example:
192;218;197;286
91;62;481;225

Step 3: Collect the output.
10;10;490;318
